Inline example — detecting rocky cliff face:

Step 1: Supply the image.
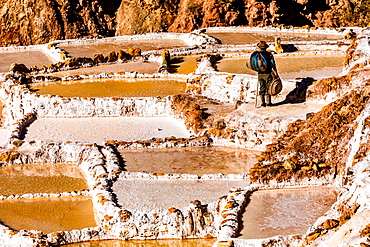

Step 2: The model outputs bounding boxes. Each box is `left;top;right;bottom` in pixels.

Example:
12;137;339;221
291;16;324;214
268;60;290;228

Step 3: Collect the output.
0;0;118;46
0;0;366;46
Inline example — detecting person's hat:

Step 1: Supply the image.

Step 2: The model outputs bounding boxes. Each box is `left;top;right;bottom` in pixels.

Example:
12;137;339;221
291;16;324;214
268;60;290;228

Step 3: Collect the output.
257;41;269;49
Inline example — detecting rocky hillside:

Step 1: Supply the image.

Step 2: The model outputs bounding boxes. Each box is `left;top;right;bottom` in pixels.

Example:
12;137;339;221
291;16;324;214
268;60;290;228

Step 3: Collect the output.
0;0;368;46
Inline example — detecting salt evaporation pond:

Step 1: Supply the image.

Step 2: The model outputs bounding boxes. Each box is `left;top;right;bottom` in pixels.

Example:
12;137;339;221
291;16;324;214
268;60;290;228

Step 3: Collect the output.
0;50;53;73
206;31;342;45
58;39;188;58
0;163;88;196
24;117;191;143
64;238;215;247
239;187;338;239
216;54;344;79
119;146;261;176
0;196;97;234
169;56;199;74
112;179;249;210
29;78;186;98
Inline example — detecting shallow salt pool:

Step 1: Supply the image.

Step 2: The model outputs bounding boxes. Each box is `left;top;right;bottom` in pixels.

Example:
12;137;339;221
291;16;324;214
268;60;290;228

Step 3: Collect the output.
169;56;199;74
216;54;345;80
119;146;260;176
238;187;338;239
24;117;191;143
29;78;186;98
63;238;215;247
0;163;88;196
112;179;249;210
58;39;188;58
206;31;342;45
0;50;53;73
0;196;97;234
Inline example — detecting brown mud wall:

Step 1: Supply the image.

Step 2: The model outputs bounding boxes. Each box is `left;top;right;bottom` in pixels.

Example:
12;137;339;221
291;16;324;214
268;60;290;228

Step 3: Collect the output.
0;0;367;47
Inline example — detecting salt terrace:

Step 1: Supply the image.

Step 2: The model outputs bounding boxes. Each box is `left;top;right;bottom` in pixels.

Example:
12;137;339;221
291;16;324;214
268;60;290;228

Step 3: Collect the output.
0;26;369;247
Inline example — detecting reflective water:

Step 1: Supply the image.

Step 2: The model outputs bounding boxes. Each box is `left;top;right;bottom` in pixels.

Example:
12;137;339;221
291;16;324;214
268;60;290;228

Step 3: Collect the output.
0;163;88;196
216;54;344;79
64;239;215;247
59;39;188;58
239;187;338;239
207;32;341;45
29;78;186;98
0;196;97;234
169;56;199;74
0;50;53;72
119;146;260;176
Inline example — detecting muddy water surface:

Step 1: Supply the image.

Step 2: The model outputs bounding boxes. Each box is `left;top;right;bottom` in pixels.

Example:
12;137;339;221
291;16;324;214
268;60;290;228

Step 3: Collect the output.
64;239;215;247
239;187;338;239
169;56;199;74
206;32;341;45
29;78;186;98
216;54;344;79
119;147;261;176
0;196;97;234
59;39;188;58
0;50;53;72
0;163;88;196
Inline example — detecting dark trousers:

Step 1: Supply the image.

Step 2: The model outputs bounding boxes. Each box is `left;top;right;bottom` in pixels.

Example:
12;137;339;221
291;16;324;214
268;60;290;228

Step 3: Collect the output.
258;73;273;105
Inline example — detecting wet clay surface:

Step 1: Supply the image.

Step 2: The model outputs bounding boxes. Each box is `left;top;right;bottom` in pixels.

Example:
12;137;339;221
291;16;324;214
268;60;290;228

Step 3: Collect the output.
0;50;53;73
58;39;188;58
0;196;97;234
216;54;344;80
30;78;186;98
0;163;88;196
64;238;215;247
238;187;338;239
119;146;261;176
207;32;342;45
40;61;161;77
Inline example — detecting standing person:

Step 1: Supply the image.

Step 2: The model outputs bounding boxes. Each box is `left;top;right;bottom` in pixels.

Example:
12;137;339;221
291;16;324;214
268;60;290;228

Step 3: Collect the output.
255;41;278;107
